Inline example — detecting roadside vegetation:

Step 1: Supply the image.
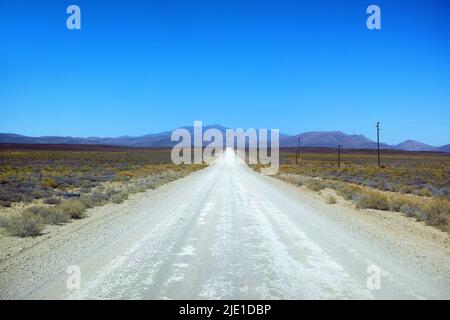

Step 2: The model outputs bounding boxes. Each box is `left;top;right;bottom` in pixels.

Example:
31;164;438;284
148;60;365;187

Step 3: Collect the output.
0;146;206;237
252;148;450;232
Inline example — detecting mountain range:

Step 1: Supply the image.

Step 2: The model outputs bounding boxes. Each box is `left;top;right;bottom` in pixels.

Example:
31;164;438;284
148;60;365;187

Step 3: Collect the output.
0;125;449;152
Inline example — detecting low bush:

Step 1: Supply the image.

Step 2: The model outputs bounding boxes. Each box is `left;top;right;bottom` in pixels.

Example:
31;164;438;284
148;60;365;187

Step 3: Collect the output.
22;206;70;225
326;195;337;204
43;197;61;205
58;200;87;219
422;199;450;227
111;191;129;204
398;204;420;218
305;179;325;192
80;191;108;208
5;211;44;237
334;183;362;201
104;188;118;200
137;185;148;193
418;187;432;197
388;195;412;212
354;191;390;210
0;200;12;207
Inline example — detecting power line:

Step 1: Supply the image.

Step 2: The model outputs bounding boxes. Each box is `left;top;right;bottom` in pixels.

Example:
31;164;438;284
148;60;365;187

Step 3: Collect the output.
338;144;342;168
376;122;381;167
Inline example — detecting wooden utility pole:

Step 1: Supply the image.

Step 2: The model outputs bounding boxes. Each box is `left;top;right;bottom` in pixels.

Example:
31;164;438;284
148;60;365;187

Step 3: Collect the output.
376;122;381;167
338;144;342;168
295;137;300;165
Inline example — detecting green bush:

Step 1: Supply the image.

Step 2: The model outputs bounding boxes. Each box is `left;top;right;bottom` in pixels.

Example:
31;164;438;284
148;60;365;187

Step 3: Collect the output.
5;211;44;237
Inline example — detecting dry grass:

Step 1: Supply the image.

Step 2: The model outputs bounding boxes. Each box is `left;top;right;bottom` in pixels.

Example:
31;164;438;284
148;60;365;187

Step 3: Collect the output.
0;147;207;237
22;206;70;225
354;192;390;210
265;148;449;231
59;200;87;219
0;147;206;207
280;173;450;232
3;211;44;237
276;149;449;200
305;179;326;192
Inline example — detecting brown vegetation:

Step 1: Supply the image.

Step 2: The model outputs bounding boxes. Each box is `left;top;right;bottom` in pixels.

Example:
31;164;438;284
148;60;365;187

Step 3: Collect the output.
263;148;449;232
0;146;206;237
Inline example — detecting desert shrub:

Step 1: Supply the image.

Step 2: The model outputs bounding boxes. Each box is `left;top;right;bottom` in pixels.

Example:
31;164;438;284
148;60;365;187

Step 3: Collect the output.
22;206;70;225
5;211;44;237
80;180;96;189
326;195;337;204
80;191;108;208
305;179;325;192
137;184;147;193
43;177;57;188
42;209;70;224
399;204;420;218
126;185;138;194
418;187;432;197
117;171;134;181
422;199;450;227
334;183;361;201
111;191;129;204
58;200;87;219
43;197;61;205
355;191;390;210
104;188;118;200
0;200;12;207
145;183;157;189
388;196;412;212
79;194;93;208
78;187;91;194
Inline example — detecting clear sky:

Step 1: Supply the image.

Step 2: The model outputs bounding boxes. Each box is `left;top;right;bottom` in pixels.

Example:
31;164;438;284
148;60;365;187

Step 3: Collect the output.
1;0;449;146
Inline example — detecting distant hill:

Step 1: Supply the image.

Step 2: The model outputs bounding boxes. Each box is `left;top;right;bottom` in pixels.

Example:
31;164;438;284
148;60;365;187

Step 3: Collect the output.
437;144;450;152
0;126;448;152
279;131;392;149
395;140;435;152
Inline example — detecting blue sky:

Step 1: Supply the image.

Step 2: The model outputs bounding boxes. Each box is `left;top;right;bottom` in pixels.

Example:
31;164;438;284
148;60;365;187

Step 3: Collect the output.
0;0;449;145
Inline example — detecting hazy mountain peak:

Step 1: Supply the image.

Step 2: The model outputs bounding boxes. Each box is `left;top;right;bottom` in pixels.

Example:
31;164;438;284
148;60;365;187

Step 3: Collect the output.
0;126;447;152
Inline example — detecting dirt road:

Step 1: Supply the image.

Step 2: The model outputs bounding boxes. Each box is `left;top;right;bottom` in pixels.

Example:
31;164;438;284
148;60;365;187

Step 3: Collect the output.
1;149;449;299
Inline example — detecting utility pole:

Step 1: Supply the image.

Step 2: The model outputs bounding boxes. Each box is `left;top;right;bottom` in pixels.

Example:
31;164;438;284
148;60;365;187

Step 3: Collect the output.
338;144;342;168
296;137;300;165
376;122;381;167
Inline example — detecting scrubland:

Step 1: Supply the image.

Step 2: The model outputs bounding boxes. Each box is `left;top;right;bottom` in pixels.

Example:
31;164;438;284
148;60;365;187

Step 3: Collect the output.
0;145;205;237
253;148;450;232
